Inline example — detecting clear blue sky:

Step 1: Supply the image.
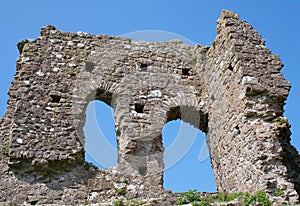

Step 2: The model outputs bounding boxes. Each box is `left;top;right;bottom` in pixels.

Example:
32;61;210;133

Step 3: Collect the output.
1;1;299;192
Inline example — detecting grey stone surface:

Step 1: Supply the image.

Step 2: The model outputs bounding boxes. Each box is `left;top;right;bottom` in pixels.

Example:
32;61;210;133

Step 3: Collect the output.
0;10;299;205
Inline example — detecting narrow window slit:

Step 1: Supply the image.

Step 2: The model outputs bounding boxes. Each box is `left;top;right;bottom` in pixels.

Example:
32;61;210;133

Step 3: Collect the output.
228;63;234;71
235;125;241;135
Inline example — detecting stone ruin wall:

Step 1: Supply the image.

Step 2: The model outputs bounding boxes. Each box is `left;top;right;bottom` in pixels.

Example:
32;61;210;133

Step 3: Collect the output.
0;10;300;205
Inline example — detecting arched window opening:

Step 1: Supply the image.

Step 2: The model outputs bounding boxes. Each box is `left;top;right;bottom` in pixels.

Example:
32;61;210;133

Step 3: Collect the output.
84;100;118;169
163;107;217;192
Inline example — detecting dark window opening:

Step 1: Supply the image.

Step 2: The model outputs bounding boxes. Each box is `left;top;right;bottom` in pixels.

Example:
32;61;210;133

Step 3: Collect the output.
140;63;148;72
135;103;145;113
182;68;190;75
50;94;61;103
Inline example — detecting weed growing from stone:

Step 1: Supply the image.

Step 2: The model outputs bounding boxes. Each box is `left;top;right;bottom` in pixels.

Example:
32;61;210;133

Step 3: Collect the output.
83;161;98;171
175;190;271;206
67;70;76;76
243;191;271;206
129;199;147;205
115;187;126;196
114;199;124;206
273;116;289;126
276;188;284;196
217;191;244;202
187;55;197;66
175;189;201;205
122;178;129;184
3;143;10;155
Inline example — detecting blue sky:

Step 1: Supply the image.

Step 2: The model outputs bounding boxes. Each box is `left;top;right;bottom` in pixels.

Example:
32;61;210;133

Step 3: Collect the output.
1;1;299;192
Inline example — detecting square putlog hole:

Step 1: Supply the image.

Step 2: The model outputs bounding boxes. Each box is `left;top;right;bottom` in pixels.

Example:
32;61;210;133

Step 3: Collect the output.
134;103;145;113
182;68;190;75
50;94;61;103
140;63;148;72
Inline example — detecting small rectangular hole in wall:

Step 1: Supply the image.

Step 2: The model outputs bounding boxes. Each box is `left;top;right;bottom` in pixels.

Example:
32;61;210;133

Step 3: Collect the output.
134;103;145;113
235;125;241;135
140;63;148;72
228;63;234;71
50;94;61;103
182;68;190;75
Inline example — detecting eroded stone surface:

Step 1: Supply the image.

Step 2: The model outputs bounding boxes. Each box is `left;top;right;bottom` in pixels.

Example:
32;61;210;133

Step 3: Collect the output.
0;10;299;205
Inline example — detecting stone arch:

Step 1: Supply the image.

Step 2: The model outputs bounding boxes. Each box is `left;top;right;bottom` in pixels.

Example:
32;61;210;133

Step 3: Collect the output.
162;104;209;174
72;87;114;147
110;66;205;189
72;70;118;150
166;105;208;133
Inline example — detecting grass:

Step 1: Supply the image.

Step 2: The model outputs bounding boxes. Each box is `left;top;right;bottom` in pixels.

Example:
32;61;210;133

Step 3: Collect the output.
272;116;289;126
3;143;10;155
275;188;284;197
175;189;201;205
114;199;124;206
217;191;244;202
243;191;271;206
187;55;197;66
129;199;147;205
122;178;129;184
83;161;98;171
175;190;272;206
115;187;126;196
67;70;76;76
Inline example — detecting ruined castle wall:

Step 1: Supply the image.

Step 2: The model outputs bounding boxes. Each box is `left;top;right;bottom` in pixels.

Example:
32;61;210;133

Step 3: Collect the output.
0;10;299;205
5;24;204;175
196;11;299;202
